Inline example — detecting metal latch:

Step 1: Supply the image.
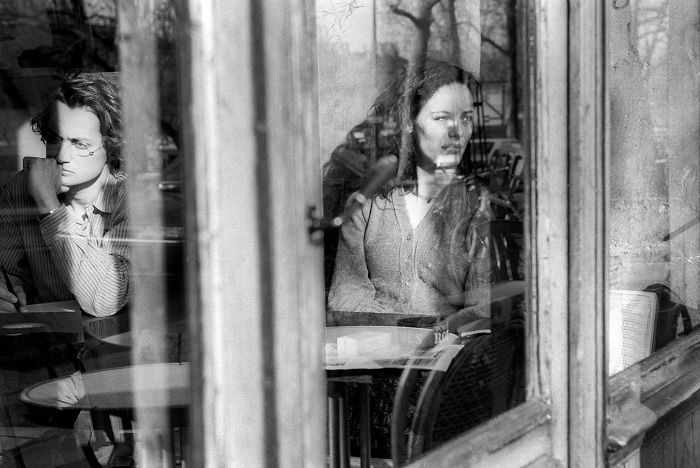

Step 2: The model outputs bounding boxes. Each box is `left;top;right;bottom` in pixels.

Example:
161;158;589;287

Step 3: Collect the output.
306;206;342;245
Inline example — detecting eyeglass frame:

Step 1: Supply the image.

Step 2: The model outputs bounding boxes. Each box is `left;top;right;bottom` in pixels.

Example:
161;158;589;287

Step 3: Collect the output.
41;134;105;158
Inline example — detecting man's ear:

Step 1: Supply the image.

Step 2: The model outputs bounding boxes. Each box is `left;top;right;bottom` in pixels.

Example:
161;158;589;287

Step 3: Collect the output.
406;122;413;133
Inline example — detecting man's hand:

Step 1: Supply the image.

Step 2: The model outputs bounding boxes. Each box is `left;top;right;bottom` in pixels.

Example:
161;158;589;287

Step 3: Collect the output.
0;281;26;313
23;157;66;212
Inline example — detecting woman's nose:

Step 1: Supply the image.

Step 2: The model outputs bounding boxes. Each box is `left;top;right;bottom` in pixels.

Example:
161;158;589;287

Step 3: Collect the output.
448;119;464;138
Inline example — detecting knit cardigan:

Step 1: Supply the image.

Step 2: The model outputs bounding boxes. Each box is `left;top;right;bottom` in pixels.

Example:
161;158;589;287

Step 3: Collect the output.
328;179;491;317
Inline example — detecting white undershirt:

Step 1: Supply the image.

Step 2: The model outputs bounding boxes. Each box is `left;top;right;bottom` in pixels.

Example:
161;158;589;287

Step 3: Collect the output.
403;192;432;229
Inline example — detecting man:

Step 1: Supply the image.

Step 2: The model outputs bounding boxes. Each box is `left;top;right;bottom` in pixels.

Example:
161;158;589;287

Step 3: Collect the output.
0;72;128;317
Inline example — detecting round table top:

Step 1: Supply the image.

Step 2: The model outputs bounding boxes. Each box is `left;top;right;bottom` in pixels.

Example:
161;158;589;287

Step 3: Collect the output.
325;326;460;372
0;321;48;336
21;362;190;411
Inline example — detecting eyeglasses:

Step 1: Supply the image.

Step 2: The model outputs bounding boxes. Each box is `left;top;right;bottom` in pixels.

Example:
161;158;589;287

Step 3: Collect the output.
42;135;104;158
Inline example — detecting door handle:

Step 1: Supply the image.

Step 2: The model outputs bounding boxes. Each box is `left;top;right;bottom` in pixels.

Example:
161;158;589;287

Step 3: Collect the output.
306;206;342;245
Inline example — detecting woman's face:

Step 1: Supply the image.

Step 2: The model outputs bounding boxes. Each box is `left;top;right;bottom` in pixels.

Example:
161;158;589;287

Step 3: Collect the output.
414;82;474;171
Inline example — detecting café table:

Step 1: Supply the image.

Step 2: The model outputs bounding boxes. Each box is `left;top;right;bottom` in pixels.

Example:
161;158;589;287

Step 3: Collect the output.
324;319;463;468
323;280;524;468
20;362;189;465
0;302;83;338
20;362;189;411
72;312;460;468
35;285;523;468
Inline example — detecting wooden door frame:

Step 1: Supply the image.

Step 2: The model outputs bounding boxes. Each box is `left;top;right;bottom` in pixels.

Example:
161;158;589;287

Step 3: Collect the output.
568;0;607;466
176;0;612;466
180;0;325;466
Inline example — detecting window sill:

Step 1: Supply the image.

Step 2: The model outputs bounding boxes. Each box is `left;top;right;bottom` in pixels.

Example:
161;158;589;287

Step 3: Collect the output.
607;330;700;465
405;399;552;468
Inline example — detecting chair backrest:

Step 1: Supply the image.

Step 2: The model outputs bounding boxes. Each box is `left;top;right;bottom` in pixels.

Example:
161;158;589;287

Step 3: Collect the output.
391;319;525;466
475;220;524;284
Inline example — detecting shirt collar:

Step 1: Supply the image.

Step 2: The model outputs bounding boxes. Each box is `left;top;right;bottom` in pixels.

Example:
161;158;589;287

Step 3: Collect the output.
91;170;126;214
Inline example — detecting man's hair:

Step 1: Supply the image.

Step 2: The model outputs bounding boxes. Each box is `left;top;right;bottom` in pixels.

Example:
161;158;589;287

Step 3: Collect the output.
31;72;123;171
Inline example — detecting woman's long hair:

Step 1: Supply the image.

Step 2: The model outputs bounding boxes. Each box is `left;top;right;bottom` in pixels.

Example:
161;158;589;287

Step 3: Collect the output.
374;61;491;297
369;59;480;194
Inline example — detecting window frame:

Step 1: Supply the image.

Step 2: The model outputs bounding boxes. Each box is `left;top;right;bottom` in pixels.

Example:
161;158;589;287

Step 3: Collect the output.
407;0;574;464
568;0;607;466
171;0;609;466
177;0;327;465
604;1;700;465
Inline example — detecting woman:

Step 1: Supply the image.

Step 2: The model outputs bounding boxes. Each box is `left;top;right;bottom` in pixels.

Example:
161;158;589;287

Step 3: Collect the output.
328;60;491;318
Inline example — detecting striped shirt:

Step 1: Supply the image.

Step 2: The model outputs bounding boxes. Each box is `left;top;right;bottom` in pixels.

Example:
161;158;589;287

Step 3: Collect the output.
0;169;129;317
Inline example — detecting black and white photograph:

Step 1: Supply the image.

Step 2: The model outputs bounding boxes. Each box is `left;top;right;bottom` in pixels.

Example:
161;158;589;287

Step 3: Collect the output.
0;1;697;466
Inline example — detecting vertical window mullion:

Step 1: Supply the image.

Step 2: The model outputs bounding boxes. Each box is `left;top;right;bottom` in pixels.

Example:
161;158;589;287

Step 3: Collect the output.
568;1;607;466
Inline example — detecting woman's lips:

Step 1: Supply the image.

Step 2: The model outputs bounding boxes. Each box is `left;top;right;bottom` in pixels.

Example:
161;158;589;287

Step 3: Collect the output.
441;146;463;154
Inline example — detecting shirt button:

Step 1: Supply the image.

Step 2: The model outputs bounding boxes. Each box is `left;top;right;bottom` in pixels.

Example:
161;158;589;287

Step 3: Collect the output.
406;234;412;241
404;281;410;286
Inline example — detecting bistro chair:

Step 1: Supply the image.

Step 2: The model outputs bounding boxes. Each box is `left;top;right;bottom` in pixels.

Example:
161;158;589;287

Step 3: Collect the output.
391;318;525;466
474;220;524;284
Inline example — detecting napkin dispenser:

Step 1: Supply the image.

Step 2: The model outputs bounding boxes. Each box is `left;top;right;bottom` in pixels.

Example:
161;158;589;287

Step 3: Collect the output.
337;330;391;358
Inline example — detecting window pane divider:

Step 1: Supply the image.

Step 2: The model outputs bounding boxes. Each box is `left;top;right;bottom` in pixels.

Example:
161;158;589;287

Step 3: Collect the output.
568;0;607;466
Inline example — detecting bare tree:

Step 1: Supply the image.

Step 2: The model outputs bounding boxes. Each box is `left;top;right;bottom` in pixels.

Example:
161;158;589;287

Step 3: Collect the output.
388;0;442;179
389;0;442;70
445;0;461;65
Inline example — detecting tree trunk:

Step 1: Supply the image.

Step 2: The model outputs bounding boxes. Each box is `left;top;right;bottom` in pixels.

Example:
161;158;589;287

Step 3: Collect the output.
390;0;442;180
446;0;461;65
507;0;520;139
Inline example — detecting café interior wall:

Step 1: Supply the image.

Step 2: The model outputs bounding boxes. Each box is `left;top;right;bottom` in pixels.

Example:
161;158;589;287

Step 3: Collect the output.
0;1;56;185
607;0;699;315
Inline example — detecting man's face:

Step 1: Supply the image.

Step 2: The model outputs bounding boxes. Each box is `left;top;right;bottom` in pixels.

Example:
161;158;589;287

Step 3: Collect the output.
46;101;108;189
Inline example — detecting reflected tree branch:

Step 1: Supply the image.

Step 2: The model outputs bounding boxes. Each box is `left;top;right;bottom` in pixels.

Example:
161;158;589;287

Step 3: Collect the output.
389;5;418;23
480;33;509;57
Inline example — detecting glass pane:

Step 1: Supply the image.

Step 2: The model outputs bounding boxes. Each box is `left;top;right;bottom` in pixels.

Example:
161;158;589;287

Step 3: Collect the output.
0;1;187;466
607;1;699;375
318;0;530;464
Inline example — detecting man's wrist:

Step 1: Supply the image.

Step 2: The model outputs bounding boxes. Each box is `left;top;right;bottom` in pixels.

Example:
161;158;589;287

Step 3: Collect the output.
34;196;61;215
37;207;58;221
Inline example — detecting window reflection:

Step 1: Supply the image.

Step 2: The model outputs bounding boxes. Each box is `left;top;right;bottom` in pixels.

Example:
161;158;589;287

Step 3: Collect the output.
0;1;185;466
320;0;528;465
607;0;699;375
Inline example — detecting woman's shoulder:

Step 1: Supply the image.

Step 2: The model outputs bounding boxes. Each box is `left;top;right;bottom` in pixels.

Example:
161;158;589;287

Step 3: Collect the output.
438;176;482;201
372;188;403;208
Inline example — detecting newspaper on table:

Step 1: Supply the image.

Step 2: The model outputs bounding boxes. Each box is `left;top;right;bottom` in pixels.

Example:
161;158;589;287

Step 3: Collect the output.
325;328;463;372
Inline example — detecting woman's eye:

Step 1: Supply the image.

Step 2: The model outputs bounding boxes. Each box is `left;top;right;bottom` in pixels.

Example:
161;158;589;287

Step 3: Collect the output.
434;115;448;121
461;114;473;124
